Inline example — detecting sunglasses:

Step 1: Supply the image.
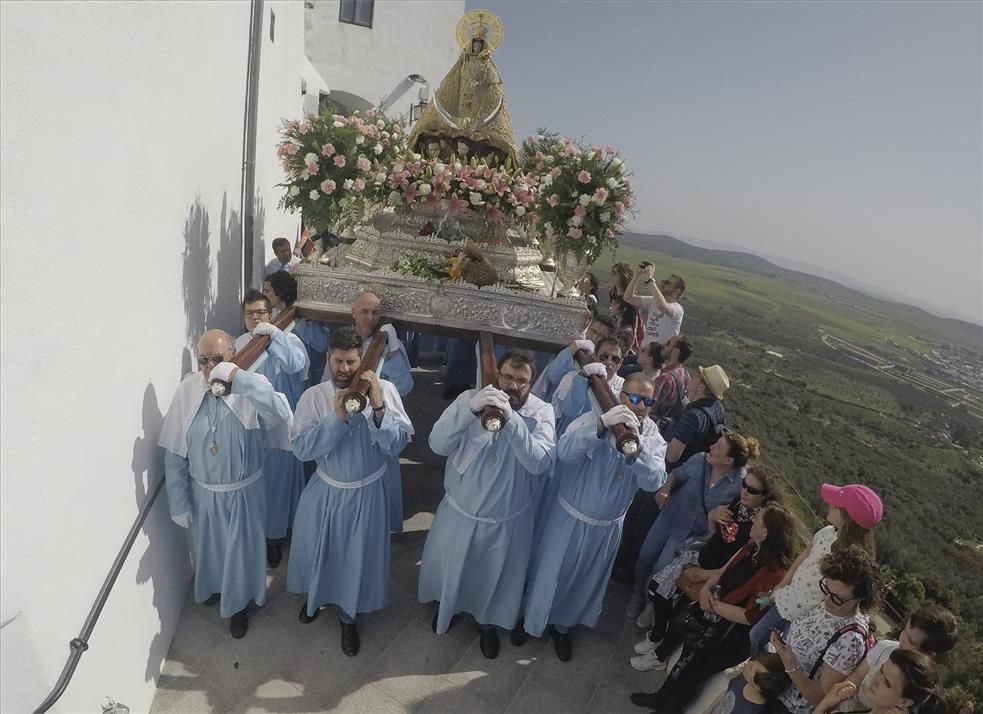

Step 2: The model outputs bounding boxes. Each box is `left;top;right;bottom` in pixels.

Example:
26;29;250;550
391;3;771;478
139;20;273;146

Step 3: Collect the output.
819;578;858;607
597;351;623;364
622;391;656;407
197;354;225;367
741;478;765;496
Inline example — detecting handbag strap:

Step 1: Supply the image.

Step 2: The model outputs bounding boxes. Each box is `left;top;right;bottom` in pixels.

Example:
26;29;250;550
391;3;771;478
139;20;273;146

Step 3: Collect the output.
808;622;871;679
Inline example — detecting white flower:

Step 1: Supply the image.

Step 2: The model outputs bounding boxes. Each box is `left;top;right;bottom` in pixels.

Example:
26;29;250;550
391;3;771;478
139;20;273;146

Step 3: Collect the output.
579;194;591;206
375;172;387;183
469;192;483;205
412;153;422;161
612;157;623;167
418;183;432;195
381;131;390;139
289;185;300;197
377;119;385;128
541;174;553;187
300;169;310;180
545;155;555;164
586;151;596;160
569;215;583;227
309;190;319;200
304;152;318;165
374;144;384;155
515;205;526;216
600;211;611;224
333;121;345;128
343;179;354;190
475;179;487;190
607;178;619;188
355;134;365;144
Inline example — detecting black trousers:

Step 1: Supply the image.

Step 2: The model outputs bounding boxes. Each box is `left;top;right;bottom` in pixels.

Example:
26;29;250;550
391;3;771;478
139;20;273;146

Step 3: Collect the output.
613;490;661;581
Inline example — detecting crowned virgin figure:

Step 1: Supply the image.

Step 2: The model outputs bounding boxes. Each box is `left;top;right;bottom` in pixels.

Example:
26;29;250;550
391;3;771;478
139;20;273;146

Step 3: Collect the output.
410;10;517;165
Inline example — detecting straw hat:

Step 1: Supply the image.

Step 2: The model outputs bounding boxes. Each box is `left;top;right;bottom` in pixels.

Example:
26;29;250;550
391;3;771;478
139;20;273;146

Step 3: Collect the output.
698;365;730;400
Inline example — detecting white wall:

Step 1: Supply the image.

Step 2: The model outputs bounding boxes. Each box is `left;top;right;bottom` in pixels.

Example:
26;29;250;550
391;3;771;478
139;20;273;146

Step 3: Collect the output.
305;0;463;118
0;1;310;711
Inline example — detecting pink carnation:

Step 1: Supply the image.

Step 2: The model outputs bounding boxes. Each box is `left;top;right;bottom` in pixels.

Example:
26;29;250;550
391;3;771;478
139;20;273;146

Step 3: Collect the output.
353;177;366;191
321;143;335;157
550;167;561;178
567;227;583;239
574;205;587;218
333;154;347;168
320;179;336;195
286;143;300;156
548;194;560;207
276;145;287;157
577;170;591;184
593;187;609;203
357;156;371;171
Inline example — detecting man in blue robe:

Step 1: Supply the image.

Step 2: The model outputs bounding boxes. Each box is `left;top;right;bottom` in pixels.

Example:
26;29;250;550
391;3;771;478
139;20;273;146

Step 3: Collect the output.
531;315;616;402
515;373;667;661
419;349;556;659
320;291;413;533
551;337;626;437
159;329;292;639
288;327;413;656
234;289;309;568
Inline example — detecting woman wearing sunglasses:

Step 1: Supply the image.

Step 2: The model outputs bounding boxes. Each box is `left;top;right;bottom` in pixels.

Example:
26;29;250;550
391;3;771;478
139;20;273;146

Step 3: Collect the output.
631;466;789;669
814;648;947;714
628;505;799;712
551;337;625;436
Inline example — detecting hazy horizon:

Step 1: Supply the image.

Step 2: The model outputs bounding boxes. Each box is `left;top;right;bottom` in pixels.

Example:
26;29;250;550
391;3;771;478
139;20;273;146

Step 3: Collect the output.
465;0;983;326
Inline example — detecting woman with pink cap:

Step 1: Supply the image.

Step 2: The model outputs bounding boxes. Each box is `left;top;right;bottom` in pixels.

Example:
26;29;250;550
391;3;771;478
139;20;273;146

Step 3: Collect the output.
748;482;883;656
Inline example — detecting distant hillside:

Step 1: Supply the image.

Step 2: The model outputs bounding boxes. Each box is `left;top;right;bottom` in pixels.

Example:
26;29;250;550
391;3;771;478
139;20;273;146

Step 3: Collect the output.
619;232;983;348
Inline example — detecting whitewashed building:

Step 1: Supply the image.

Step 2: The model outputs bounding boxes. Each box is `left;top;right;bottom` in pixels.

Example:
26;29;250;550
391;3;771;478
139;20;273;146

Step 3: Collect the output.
0;1;460;712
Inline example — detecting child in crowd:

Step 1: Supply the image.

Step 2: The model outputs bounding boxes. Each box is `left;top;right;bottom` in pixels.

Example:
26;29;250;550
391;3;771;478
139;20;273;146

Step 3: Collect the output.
705;652;790;714
749;483;883;656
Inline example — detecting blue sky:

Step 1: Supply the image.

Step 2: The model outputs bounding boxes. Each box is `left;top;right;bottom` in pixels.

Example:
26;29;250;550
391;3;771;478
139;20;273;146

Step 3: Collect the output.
464;0;982;324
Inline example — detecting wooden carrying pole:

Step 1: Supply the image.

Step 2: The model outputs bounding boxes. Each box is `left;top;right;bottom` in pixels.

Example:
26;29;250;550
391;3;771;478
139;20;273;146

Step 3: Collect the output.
209;307;297;395
478;332;508;432
571;348;640;456
340;331;388;414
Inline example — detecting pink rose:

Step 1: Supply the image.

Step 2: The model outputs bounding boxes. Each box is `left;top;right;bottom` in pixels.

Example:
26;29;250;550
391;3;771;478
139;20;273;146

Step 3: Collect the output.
567;227;583;239
333;154;347;168
574;205;587;218
353;178;366;191
357;156;371;171
298;121;311;134
577;170;591;184
320;179;336;194
550;167;561;178
321;143;335;157
548;194;559;207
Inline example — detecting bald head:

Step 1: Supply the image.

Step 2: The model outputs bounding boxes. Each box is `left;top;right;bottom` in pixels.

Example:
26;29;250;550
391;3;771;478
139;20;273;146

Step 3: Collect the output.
621;372;655;420
626;373;654;393
197;329;235;380
352;291;382;338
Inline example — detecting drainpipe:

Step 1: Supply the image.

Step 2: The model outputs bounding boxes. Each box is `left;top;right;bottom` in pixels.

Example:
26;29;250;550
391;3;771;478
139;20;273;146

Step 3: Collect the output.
241;0;264;293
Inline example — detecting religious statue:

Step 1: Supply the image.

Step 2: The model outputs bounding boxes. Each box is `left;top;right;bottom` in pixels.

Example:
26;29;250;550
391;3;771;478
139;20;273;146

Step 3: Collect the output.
409;10;517;165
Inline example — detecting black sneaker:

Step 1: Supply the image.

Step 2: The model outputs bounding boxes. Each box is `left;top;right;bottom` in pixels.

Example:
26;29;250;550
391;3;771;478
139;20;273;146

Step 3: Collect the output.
266;542;282;568
230;608;248;639
340;621;360;656
479;627;500;659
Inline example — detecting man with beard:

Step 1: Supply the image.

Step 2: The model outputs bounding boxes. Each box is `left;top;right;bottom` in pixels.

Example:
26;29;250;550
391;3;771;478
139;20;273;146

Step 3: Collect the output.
321;291;413;533
287;327;413;656
419;349;556;659
515;373;667;661
551;337;626;436
159;329;292;639
234;290;309;568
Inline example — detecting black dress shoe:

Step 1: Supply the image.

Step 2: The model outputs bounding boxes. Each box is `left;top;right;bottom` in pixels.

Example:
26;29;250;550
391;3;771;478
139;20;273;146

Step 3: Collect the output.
432;609;456;634
266;542;282;568
511;618;528;646
340;621;360;656
553;631;572;661
479;627;500;659
230;608;249;639
630;692;660;709
203;593;220;607
299;603;321;624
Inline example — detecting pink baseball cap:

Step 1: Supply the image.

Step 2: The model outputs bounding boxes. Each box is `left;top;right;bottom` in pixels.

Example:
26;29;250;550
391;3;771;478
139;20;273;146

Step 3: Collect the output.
820;483;883;529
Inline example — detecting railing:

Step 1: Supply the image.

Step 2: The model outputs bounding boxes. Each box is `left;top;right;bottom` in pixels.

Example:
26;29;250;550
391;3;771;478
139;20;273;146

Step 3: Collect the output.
33;310;295;714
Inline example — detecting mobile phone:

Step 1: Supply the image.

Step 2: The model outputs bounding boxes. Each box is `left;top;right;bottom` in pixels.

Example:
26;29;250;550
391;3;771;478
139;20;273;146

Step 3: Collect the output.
771;628;786;644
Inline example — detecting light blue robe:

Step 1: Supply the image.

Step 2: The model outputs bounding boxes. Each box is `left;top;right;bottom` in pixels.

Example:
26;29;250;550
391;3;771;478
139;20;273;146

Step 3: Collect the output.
319;332;414;533
161;371;292;618
236;330;309;540
531;349;575;402
551;369;625;437
522;411;667;636
287;379;412;620
418;391;556;633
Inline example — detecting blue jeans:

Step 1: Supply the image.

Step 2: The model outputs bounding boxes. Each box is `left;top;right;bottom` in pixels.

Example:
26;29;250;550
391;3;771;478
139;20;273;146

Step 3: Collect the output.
633;522;681;595
749;605;789;657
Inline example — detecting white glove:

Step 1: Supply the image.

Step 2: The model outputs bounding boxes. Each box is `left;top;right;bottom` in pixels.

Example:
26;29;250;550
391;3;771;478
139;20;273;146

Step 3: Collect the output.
379;323;399;350
252;321;279;337
581;362;607;378
172;512;192;529
600;405;640;430
485;391;513;421
574;339;595;353
468;384;502;413
210;362;237;384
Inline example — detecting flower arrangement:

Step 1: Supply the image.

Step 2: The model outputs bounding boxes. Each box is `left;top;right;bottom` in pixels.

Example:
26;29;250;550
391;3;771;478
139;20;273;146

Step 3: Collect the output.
276;109;407;233
522;133;635;265
384;156;538;228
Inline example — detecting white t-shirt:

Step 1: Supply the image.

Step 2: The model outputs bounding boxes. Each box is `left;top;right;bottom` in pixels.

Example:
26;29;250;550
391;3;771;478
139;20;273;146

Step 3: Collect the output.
638;296;683;346
778;604;869;714
841;639;899;712
264;255;301;275
774;525;837;620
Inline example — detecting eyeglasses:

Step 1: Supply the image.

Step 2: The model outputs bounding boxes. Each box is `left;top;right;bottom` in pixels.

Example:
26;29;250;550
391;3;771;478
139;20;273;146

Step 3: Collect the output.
497;372;530;389
741;478;765;496
819;578;858;607
597;352;623;364
197;354;225;367
622;391;656;407
245;309;270;317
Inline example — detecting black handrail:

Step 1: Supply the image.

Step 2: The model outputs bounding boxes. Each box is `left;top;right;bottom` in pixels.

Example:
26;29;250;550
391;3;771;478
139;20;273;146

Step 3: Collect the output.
34;476;166;713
